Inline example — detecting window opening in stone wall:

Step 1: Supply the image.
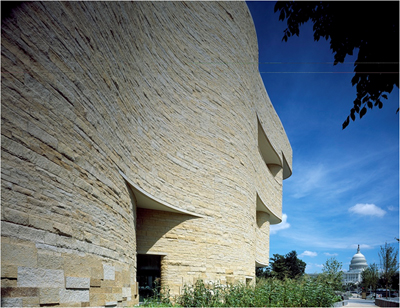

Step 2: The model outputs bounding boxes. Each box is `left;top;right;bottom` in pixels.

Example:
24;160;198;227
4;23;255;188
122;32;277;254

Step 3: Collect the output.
246;277;253;285
137;254;163;302
257;118;283;178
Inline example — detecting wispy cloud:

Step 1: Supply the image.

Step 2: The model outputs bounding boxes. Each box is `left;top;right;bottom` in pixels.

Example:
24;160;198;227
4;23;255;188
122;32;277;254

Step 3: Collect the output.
306;263;324;273
388;206;398;211
290;164;325;198
300;250;318;257
324;252;338;256
349;244;373;250
348;203;386;218
270;214;290;234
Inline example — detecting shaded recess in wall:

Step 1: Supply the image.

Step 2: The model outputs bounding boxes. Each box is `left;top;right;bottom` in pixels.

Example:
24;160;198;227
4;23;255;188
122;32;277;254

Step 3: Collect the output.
256;193;281;224
257;117;292;180
119;170;203;253
257;118;282;177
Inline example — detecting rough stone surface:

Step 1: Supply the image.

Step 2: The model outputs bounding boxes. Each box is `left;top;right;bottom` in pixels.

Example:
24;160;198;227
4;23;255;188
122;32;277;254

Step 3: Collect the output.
39;288;60;304
1;287;39;298
1;1;292;306
17;267;64;288
59;289;90;304
65;277;90;289
1;298;23;307
1;243;37;268
103;264;115;281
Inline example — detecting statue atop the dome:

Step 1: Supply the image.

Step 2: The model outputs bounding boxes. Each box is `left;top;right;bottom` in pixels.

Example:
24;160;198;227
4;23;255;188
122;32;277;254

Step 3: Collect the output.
357;244;360;253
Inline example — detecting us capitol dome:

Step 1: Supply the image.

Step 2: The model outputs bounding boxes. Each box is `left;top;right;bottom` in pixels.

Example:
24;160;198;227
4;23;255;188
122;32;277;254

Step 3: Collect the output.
343;245;368;284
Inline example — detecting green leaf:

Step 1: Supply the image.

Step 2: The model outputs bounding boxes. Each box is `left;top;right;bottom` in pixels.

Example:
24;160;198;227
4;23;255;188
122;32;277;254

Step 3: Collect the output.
350;109;355;121
360;107;367;118
279;10;285;21
342;117;350;130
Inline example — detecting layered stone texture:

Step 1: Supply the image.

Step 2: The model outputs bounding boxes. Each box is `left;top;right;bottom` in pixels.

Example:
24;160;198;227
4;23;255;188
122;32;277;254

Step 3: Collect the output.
1;1;292;306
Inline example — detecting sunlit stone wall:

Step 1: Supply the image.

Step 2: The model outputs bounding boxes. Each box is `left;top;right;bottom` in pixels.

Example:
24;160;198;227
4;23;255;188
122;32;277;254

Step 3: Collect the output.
1;1;292;306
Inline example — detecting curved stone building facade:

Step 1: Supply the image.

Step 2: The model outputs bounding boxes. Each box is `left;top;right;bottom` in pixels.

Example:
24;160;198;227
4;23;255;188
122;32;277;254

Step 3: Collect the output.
1;2;292;307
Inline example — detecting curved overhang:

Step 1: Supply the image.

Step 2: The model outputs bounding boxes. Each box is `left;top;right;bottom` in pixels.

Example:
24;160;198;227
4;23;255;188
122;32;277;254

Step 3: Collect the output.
256;194;281;225
256;259;269;268
119;170;205;218
282;153;292;180
257;119;282;167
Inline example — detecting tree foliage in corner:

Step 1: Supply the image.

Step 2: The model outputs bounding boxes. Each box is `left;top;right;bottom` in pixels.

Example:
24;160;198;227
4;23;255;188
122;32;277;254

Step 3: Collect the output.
274;1;399;129
378;242;399;298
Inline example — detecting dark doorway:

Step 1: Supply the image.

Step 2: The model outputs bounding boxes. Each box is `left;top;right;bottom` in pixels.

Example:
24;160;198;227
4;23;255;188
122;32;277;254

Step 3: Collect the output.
137;254;162;301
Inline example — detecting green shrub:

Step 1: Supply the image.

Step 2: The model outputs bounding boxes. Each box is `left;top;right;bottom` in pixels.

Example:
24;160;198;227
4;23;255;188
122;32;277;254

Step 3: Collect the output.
141;277;342;307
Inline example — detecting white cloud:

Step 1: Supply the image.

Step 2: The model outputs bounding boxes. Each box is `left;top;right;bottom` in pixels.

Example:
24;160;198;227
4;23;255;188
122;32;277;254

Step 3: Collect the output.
324;252;338;256
348;203;386;218
270;214;290;234
388;206;398;211
300;250;318;257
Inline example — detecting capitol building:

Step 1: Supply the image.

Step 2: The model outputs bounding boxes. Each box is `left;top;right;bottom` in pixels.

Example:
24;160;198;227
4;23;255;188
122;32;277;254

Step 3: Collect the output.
343;245;368;284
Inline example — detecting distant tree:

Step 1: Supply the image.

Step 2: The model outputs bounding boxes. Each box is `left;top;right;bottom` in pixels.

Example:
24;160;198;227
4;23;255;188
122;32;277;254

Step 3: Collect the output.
319;257;343;291
378;242;399;298
274;1;399;129
361;263;379;294
257;250;306;280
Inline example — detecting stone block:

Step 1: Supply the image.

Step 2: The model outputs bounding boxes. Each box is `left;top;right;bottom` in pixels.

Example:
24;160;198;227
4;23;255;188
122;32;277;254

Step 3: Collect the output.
103;263;115;280
1;265;18;279
90;278;102;287
37;253;63;270
1;221;46;243
91;265;103;280
29;215;54;232
22;296;40;307
39;288;60;304
1;278;17;287
2;208;29;225
59;289;89;304
122;287;132;298
17;267;65;288
66;276;90;289
112;288;123;301
64;261;91;278
1;297;23;307
101;280;116;287
1;287;39;298
53;221;73;237
1;243;37;267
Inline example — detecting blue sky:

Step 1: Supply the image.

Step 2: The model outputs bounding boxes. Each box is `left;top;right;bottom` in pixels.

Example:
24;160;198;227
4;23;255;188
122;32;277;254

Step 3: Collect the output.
247;1;399;273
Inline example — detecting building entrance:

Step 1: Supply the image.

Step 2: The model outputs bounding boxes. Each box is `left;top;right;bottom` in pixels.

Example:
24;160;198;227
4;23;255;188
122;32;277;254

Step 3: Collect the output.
137;254;162;301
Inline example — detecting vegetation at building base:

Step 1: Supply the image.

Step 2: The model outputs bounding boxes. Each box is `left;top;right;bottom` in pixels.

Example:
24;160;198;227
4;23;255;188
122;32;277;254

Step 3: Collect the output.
141;277;342;307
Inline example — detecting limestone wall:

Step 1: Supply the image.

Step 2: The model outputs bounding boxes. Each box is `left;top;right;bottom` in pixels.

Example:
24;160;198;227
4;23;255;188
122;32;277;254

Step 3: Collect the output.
1;1;292;306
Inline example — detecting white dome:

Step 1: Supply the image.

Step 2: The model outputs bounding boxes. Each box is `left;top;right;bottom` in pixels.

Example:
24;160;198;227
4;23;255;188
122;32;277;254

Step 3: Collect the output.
349;245;368;271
